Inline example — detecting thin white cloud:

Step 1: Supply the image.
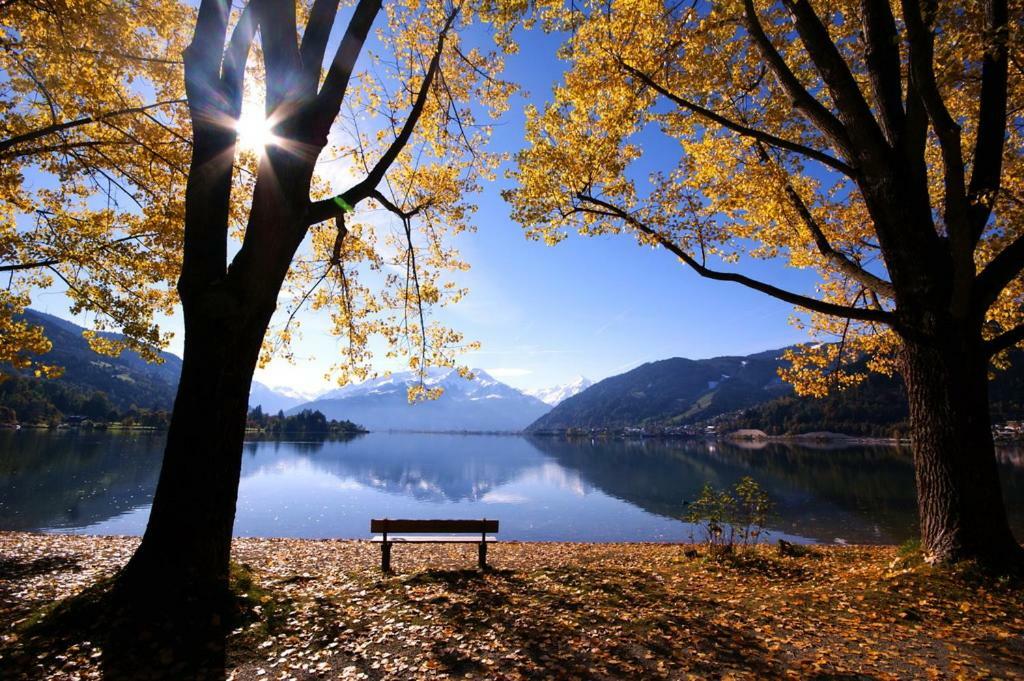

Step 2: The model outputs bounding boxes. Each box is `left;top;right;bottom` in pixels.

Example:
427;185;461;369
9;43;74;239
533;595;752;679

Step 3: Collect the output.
612;357;648;372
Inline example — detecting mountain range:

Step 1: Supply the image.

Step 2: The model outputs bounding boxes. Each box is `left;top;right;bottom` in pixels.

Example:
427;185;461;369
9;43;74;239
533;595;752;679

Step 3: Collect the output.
248;382;312;414
525;376;593;406
5;309;183;414
10;308;1024;435
528;347;1024;436
289;368;550;432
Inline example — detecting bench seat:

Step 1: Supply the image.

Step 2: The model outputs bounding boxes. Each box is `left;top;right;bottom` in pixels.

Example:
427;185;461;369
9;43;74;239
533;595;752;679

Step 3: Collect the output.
371;535;498;543
370;518;499;571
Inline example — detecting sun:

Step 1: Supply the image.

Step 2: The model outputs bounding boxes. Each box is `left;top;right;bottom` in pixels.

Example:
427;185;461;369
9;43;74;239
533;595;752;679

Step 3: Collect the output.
235;95;279;152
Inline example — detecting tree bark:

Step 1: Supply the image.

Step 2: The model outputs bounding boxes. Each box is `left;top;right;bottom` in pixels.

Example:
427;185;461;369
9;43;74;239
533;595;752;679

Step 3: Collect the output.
108;166;301;681
902;335;1024;567
118;312;263;595
102;266;287;677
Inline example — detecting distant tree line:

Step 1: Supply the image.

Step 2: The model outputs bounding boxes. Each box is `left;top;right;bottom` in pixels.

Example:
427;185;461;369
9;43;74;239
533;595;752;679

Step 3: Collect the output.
0;375;369;436
721;364;1024;439
246;407;367;437
0;375;170;427
719;370;910;438
721;397;911;439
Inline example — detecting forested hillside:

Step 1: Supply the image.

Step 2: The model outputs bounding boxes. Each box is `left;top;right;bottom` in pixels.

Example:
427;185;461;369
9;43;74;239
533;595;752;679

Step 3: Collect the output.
1;310;180;425
527;350;792;432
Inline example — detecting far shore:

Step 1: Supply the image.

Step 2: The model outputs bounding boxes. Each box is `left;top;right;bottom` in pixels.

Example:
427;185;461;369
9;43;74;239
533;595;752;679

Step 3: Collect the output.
8;425;1024;449
724;428;910;446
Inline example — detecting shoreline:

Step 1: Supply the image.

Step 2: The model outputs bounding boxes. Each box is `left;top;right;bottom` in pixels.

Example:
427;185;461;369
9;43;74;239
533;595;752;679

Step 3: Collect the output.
723;430;909;446
2;530;890;547
8;426;1024;446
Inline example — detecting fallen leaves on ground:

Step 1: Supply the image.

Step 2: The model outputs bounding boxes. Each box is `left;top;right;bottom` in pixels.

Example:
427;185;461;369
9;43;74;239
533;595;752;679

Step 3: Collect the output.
1;532;1022;679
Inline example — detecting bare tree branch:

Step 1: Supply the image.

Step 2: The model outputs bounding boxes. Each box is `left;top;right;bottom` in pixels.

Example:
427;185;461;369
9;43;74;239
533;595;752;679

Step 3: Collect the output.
2;140;136;158
256;2;302;113
901;73;930;167
741;0;855;164
179;0;238;301
784;0;889;159
619;60;855;176
68;46;184;65
900;0;969;236
985;322;1024;357
860;0;905;144
967;0;1009;240
369;189;431;220
221;0;259;118
312;0;383;140
574;192;894;325
401;214;429;374
300;0;342;90
1;231;160;273
0;259;58;273
0;99;186;158
99;119;189;177
974;232;1024;313
183;0;232;108
307;9;457;225
752;142;896;297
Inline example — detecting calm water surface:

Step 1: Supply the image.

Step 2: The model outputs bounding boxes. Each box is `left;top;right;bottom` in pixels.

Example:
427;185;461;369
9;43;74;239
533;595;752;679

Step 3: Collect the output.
2;430;1023;544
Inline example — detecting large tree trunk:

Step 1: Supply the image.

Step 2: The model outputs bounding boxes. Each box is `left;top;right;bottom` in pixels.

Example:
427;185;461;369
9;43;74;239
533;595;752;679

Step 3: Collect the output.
107;191;298;678
99;297;274;678
118;138;308;598
902;336;1023;567
118;312;266;595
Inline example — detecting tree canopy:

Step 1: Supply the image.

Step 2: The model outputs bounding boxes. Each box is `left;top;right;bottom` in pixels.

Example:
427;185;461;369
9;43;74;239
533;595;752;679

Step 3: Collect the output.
1;0;521;395
507;0;1023;394
1;0;195;374
506;0;1023;565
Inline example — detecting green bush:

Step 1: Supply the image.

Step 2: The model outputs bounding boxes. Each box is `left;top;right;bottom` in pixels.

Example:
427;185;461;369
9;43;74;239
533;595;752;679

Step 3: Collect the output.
685;477;774;553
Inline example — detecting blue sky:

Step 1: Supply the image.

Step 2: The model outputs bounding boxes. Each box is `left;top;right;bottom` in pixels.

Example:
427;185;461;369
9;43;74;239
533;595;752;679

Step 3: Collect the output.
30;13;821;396
250;23;820;394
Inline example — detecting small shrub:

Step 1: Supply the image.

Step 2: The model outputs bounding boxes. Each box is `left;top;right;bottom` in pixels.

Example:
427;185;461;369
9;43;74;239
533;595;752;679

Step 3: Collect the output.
686;483;737;553
685;477;774;554
734;476;773;546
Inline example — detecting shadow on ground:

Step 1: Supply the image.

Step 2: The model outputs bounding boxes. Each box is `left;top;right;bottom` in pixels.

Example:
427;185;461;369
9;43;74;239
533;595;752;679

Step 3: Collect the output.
0;557;239;681
259;564;878;680
4;546;1023;680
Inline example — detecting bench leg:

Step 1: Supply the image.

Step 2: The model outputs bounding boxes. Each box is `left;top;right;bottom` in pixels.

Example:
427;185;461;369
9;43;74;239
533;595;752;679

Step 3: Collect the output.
381;541;392;573
478;542;487;570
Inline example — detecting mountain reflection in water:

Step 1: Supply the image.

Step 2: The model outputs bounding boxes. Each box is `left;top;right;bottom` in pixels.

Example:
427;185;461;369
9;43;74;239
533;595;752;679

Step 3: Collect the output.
1;431;1022;544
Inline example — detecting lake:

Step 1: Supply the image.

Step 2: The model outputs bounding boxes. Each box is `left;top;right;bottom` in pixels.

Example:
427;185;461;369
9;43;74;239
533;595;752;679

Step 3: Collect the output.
2;430;1023;544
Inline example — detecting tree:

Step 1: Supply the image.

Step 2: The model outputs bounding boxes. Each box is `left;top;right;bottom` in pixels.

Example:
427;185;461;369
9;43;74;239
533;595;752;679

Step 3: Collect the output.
81;391;114;420
1;0;194;373
507;0;1023;566
112;0;513;620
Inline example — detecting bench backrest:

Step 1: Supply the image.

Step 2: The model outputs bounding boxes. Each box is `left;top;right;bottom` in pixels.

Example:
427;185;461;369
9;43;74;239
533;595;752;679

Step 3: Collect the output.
370;518;498;534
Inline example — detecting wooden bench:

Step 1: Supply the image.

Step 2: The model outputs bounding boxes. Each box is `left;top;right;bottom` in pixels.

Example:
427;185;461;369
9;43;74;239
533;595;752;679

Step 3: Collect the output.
370;518;499;572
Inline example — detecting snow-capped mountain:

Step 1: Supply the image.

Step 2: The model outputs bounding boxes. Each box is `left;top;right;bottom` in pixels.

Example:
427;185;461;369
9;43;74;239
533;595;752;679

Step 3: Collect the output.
249;381;311;414
288;368;551;432
526;376;593;406
316;366;456;401
273;385;321;402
